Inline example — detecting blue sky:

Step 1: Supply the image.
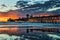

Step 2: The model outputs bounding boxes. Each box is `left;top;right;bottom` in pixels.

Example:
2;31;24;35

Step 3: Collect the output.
0;0;19;6
0;0;49;12
0;0;19;12
0;0;49;6
0;0;60;15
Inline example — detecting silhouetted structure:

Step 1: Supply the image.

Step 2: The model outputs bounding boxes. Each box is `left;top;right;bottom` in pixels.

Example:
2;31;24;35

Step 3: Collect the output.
8;18;15;22
28;15;60;23
8;15;60;23
15;18;28;22
26;14;30;19
30;14;33;18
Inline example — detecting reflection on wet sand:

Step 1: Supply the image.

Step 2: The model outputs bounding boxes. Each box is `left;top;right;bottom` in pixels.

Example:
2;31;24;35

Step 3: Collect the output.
0;26;60;35
0;26;59;40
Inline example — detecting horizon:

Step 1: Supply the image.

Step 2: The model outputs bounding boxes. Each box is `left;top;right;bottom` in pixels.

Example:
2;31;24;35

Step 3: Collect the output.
0;0;60;22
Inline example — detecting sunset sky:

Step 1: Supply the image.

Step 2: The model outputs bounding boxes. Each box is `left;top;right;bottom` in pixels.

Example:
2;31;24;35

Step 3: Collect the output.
0;0;60;22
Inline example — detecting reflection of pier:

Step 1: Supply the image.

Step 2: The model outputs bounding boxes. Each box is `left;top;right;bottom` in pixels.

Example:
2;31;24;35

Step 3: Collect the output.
26;28;60;33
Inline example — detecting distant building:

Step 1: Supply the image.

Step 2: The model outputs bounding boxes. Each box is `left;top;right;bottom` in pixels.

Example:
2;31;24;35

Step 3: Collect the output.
15;14;30;22
7;18;15;22
15;18;28;22
26;14;30;19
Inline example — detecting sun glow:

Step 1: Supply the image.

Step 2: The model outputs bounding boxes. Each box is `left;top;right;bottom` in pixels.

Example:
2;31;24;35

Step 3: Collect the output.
0;17;9;22
0;10;21;22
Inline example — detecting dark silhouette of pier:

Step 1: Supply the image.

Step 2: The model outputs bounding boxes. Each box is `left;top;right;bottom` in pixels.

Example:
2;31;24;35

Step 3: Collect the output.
7;14;60;23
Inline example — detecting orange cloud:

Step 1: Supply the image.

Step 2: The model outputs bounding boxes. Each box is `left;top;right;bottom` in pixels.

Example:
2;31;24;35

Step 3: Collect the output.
0;10;21;22
33;13;54;17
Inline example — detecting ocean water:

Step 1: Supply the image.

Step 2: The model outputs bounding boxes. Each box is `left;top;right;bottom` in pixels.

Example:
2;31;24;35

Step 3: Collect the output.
0;22;60;28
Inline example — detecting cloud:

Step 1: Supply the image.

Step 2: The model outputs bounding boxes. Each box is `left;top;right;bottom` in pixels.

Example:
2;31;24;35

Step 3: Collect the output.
0;5;19;12
47;7;60;12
